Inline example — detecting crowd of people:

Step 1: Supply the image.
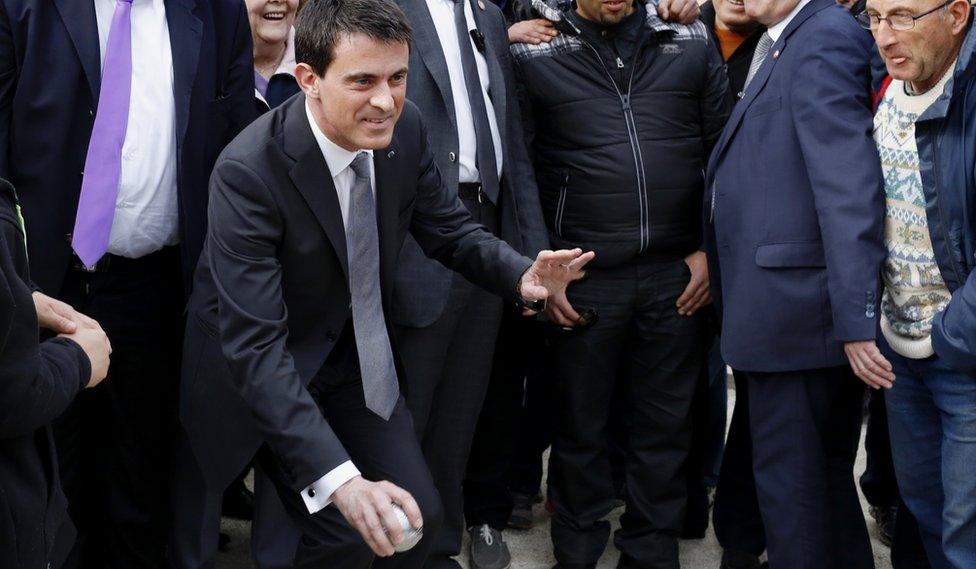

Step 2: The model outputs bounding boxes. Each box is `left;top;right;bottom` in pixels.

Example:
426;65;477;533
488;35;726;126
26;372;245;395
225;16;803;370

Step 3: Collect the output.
0;0;974;568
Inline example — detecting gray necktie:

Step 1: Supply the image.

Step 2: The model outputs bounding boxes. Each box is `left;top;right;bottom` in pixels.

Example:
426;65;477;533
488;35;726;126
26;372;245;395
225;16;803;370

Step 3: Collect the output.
347;152;399;420
744;32;774;92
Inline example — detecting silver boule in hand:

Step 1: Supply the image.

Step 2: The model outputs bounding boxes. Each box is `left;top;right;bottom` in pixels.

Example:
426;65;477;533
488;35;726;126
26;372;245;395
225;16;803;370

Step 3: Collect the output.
386;503;423;552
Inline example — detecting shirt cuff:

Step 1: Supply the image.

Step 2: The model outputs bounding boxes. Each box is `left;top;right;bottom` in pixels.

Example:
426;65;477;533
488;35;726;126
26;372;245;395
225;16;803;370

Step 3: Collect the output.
300;460;361;515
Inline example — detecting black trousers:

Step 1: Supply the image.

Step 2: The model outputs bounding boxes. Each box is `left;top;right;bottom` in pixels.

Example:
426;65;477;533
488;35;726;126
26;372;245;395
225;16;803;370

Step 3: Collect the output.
745;366;873;569
463;309;551;530
55;247;184;569
860;390;900;509
169;426;300;569
395;197;503;565
258;380;444;569
548;257;704;568
712;371;765;557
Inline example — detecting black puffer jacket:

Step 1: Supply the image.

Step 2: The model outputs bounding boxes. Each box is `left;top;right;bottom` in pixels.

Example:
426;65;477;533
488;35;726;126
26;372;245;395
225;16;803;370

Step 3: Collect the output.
512;0;730;267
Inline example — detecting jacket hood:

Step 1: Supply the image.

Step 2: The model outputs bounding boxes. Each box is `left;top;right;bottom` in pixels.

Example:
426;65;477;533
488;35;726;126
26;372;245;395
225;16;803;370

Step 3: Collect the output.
532;0;691;36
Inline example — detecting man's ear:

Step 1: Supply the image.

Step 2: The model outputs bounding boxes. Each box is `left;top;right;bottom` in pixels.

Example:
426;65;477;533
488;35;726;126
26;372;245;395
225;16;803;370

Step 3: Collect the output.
295;63;320;98
949;0;971;35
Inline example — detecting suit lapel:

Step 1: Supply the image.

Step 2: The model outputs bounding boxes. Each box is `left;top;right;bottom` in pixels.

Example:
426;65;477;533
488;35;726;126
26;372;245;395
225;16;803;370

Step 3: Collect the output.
165;0;203;150
401;0;458;130
53;0;101;101
706;0;833;182
373;139;403;303
284;97;350;279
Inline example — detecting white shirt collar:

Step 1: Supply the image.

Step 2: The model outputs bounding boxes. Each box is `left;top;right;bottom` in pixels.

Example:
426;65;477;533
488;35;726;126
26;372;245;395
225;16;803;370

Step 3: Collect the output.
304;101;373;178
767;0;812;42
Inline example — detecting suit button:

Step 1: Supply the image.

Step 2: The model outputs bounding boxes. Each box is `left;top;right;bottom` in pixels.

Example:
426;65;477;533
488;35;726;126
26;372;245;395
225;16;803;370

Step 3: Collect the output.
448;152;457;162
65;233;73;243
308;488;315;498
327;331;338;341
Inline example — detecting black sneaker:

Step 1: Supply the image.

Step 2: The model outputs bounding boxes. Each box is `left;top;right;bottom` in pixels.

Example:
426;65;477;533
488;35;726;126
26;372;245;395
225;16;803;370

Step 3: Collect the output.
468;524;511;569
507;493;534;530
870;505;897;547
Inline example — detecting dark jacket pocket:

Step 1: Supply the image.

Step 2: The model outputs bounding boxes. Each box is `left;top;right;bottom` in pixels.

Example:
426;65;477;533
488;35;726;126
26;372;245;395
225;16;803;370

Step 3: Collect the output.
755;242;826;268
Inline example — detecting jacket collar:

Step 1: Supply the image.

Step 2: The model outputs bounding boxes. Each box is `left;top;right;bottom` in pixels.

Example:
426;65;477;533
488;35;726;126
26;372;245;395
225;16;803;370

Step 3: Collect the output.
918;18;976;123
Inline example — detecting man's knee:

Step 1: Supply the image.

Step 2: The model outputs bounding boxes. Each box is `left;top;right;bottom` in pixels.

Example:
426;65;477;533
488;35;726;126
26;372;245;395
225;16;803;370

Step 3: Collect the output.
411;479;444;537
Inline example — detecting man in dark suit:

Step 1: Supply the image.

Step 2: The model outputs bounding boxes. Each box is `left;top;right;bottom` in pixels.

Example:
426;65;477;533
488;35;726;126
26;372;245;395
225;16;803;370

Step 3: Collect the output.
704;0;886;567
0;0;255;566
179;0;592;566
389;0;547;566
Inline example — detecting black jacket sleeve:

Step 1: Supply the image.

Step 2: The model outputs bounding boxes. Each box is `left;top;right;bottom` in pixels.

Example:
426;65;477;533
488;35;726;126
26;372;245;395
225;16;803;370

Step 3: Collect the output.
0;188;89;439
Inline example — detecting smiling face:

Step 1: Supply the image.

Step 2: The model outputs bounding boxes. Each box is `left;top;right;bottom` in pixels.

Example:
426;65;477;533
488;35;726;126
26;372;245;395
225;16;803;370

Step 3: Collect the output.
714;0;759;33
297;33;409;151
575;0;636;26
245;0;299;47
867;0;970;92
743;0;802;25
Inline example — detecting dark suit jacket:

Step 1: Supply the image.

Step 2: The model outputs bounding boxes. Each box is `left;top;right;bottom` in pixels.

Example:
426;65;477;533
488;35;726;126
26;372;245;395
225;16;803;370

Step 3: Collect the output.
0;179;90;569
392;0;548;327
704;0;884;373
181;94;533;490
0;0;257;295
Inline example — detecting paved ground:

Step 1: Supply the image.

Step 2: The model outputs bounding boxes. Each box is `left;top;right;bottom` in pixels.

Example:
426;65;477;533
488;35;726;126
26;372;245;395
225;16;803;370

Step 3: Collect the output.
215;384;894;568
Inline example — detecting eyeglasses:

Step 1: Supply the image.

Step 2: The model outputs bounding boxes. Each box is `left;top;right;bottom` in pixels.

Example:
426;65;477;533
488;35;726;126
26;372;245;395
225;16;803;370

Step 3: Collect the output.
856;0;952;30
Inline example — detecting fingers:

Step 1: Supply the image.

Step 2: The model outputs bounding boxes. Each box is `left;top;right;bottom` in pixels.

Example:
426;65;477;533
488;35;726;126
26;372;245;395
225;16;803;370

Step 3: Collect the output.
359;499;396;557
383;482;423;530
680;286;711;316
372;491;404;548
677;0;698;24
566;251;597;272
51;310;77;334
657;0;672;19
536;248;581;266
675;280;698;311
546;293;581;327
846;346;894;390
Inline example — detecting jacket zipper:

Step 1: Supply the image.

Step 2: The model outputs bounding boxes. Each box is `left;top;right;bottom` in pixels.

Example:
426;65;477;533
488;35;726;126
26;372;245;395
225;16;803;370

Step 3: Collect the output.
555;172;569;238
932;132;966;286
579;38;650;252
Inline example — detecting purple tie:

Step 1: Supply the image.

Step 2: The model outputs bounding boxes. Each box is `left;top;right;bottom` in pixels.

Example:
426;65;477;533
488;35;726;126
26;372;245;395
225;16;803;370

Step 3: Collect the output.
72;0;134;268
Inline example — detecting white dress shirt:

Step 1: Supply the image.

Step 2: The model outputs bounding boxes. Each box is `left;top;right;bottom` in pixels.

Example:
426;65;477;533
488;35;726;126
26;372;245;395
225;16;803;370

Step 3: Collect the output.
94;0;179;259
425;0;503;183
767;0;812;42
299;101;378;514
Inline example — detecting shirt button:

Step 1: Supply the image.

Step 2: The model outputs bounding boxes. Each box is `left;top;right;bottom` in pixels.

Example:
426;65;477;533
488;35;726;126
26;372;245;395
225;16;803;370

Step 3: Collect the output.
308;488;316;498
448;152;457;162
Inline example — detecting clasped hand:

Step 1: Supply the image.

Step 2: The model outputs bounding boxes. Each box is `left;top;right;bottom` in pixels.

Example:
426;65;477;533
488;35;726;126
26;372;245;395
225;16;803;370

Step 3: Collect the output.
33;291;111;388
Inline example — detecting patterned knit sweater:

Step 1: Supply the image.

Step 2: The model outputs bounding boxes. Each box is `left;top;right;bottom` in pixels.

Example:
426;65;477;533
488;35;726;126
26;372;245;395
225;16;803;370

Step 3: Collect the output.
874;67;955;359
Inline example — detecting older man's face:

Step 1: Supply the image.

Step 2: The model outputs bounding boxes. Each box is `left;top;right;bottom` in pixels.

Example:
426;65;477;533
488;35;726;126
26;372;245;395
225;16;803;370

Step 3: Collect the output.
743;0;801;26
868;0;970;91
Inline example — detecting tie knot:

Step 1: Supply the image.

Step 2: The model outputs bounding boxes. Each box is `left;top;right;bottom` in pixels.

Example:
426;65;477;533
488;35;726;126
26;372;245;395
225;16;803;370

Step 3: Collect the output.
350;152;371;180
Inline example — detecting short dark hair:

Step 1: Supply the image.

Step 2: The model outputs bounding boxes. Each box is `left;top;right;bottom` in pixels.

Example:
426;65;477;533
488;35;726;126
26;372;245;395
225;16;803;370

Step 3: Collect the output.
295;0;413;76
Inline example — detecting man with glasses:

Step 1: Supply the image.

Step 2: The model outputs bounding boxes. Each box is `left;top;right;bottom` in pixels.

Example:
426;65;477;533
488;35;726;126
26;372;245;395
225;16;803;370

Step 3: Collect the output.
861;0;976;566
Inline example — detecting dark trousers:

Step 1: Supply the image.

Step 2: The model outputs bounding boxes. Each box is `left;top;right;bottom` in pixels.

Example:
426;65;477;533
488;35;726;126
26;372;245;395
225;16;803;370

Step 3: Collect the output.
745;366;873;569
548;257;704;568
396;197;503;565
463;310;551;530
860;390;899;509
712;372;765;557
54;247;183;569
169;427;300;569
258;383;444;569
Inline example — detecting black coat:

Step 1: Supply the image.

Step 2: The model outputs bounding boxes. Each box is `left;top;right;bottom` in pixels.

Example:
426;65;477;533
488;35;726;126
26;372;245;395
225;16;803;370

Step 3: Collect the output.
180;95;533;490
0;179;90;569
511;1;730;267
0;0;257;295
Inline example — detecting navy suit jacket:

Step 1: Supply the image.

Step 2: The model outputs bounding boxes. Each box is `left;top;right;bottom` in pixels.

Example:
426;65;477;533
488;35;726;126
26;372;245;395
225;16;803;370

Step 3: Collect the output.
705;0;885;373
0;0;257;295
392;0;548;327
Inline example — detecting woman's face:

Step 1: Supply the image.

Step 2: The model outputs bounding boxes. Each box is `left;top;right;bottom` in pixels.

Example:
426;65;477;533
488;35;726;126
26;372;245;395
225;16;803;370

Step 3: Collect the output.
245;0;299;47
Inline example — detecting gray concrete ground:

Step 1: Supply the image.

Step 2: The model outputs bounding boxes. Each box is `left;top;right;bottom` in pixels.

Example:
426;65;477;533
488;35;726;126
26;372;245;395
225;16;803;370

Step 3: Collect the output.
215;383;894;568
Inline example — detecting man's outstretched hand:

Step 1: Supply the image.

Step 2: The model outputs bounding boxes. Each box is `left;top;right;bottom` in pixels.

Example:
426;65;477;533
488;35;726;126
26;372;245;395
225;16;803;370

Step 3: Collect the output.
518;248;595;326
